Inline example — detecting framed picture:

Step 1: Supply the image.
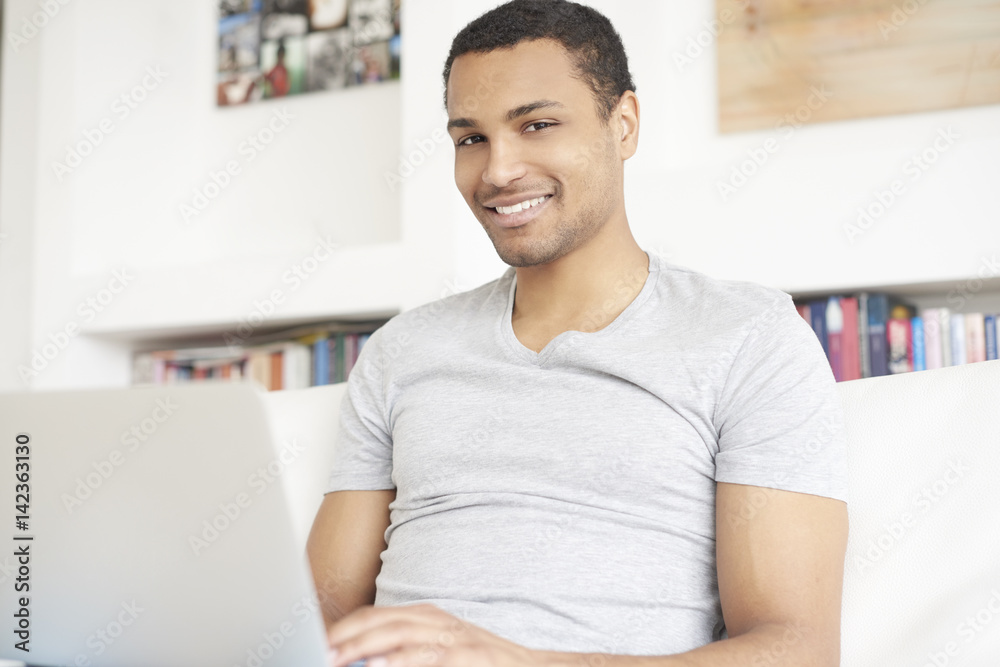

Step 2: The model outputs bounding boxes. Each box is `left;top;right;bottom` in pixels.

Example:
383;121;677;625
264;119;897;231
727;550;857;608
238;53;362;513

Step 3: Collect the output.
217;0;400;106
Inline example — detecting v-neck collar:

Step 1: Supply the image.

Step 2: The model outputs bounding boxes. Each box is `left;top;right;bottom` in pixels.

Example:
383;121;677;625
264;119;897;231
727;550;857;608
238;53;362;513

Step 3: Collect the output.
499;251;658;365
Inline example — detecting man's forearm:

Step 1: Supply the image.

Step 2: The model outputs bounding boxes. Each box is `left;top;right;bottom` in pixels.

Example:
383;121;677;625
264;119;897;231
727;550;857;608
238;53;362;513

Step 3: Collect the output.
533;622;835;667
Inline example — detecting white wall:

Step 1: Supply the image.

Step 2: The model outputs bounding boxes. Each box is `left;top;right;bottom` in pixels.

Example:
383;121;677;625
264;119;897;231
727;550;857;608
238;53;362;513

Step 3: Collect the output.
2;0;998;391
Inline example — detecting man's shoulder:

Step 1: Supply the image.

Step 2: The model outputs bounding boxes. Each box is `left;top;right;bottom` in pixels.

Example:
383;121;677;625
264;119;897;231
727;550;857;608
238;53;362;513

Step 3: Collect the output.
375;269;514;341
650;254;792;324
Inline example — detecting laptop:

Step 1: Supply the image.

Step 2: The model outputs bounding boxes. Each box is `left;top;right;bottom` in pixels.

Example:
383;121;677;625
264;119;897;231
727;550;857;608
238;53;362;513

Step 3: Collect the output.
0;383;364;667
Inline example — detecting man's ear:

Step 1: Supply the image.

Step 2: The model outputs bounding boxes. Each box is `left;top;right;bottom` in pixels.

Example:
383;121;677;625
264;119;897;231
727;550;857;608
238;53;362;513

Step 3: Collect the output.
617;91;640;160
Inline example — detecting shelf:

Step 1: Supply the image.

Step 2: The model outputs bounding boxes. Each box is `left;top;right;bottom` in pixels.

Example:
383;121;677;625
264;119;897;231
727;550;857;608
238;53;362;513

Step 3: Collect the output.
786;275;1000;301
88;310;397;350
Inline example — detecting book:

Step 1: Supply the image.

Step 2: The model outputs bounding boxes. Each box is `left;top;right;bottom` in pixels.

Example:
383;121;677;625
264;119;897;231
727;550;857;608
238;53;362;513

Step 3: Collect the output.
911;316;926;372
808;299;830;359
343;334;358;379
796;303;811;323
281;343;312;390
826;298;844;382
922;309;944;370
269;351;283;391
313;335;330;386
986;315;998;361
950;314;967;366
858;293;871;378
887;318;913;374
840;297;861;381
965;313;987;364
867;294;891;377
330;334;347;384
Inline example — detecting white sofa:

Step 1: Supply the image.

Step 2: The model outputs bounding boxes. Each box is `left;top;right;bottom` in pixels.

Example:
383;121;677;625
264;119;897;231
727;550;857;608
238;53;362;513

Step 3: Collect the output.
265;359;1000;665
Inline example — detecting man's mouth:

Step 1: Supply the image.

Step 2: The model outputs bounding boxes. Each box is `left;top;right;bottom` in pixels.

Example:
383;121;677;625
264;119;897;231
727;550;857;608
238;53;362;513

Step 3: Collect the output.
490;195;552;216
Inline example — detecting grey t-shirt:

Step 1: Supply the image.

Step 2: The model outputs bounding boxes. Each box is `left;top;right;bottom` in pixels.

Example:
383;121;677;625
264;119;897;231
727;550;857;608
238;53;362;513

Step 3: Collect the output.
327;251;848;656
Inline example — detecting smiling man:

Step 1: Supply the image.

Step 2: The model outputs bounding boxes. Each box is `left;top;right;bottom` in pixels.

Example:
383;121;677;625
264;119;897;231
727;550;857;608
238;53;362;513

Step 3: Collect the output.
308;2;849;667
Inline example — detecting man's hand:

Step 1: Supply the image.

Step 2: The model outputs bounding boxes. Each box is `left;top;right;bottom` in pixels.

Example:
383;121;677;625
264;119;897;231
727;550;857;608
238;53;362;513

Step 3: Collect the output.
327;603;538;667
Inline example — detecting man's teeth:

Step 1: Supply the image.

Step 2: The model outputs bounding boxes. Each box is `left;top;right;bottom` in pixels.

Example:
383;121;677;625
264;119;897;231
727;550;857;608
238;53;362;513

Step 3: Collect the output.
495;196;550;216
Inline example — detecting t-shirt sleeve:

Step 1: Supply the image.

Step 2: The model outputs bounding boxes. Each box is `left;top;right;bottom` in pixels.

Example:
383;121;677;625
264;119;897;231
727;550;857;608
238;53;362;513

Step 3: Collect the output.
326;328;396;493
713;295;849;503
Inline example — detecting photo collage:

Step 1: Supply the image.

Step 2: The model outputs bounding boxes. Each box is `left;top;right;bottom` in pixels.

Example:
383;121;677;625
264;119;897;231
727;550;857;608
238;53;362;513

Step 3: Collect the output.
217;0;401;106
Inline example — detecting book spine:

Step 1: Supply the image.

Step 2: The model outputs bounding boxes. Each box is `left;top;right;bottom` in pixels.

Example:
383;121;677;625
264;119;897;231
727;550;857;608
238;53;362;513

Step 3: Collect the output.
950;314;967;366
868;294;889;377
858;293;871;378
808;299;830;359
922;309;943;370
911;316;926;372
314;336;330;386
344;334;358;379
986;315;998;361
840;297;861;381
281;346;296;391
270;351;283;391
334;334;346;383
940;310;953;367
826;298;844;382
887;318;913;374
966;313;987;363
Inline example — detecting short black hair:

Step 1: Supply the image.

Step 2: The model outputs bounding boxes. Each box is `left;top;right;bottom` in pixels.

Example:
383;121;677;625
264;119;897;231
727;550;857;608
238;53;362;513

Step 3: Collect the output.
443;0;636;122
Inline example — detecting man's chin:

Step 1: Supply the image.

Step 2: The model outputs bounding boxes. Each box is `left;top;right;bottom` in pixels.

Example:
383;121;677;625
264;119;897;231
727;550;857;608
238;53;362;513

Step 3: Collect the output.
490;240;564;268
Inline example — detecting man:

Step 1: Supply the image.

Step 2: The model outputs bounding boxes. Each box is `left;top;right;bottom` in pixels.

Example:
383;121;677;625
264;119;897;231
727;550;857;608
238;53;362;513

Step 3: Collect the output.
308;2;849;666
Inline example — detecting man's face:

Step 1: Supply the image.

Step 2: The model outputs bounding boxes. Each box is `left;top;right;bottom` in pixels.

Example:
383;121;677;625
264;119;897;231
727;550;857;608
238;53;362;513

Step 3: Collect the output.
446;39;626;268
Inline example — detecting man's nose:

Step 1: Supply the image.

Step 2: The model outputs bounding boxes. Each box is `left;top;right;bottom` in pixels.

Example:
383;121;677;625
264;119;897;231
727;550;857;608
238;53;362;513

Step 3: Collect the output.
482;139;527;188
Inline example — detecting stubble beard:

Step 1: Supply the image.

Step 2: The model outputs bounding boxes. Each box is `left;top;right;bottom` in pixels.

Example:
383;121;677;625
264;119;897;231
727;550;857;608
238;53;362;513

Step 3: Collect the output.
482;202;605;268
480;180;618;269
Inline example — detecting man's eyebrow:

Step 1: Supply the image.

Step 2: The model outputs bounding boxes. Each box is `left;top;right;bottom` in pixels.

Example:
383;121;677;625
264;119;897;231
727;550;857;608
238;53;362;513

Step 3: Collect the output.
447;100;566;131
505;99;564;123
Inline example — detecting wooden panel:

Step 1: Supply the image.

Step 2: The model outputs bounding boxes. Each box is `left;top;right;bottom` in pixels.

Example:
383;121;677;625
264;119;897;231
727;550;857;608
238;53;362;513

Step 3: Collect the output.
717;0;1000;132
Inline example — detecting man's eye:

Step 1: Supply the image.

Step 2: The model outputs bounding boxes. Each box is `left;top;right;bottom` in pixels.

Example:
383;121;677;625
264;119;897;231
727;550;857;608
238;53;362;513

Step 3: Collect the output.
525;122;554;132
458;135;484;146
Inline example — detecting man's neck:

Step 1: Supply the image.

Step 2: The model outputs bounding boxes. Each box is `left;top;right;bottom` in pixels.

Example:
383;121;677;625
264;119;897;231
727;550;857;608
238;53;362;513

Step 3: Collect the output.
510;225;650;351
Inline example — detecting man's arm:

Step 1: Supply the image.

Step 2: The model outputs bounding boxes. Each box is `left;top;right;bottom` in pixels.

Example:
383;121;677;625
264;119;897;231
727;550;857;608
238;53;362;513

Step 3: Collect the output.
307;489;396;630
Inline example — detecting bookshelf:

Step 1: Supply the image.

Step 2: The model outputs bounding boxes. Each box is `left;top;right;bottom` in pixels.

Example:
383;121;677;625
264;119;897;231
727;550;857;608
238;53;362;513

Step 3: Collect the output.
789;279;1000;382
131;317;391;391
